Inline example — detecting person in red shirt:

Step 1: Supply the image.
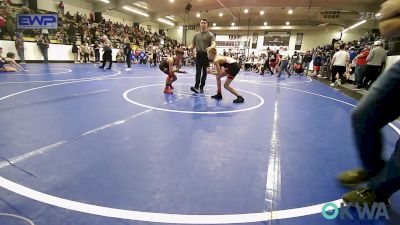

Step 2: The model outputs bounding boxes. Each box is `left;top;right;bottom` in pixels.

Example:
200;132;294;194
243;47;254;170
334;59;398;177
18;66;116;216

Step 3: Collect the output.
59;1;64;15
269;51;280;73
0;16;5;40
354;46;370;87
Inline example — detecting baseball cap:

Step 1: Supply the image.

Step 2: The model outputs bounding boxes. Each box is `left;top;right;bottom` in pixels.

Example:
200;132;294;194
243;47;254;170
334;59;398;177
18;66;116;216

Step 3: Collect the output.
374;41;382;46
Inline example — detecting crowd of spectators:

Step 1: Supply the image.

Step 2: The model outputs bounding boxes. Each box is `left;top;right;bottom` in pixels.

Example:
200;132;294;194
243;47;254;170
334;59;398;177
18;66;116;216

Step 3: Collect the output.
0;0;192;65
0;0;390;90
229;31;387;90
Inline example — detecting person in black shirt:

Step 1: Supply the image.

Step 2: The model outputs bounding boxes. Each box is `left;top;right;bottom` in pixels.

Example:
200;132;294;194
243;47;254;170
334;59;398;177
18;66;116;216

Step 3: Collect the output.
72;42;79;63
124;42;132;70
93;41;100;63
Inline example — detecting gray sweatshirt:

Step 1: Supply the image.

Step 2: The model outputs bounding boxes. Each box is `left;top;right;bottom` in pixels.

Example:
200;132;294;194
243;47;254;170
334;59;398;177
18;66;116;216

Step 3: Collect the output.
367;46;386;66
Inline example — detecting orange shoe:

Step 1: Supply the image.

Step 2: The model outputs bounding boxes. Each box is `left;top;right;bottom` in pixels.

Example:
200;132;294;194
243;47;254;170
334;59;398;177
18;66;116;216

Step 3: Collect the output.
164;87;173;94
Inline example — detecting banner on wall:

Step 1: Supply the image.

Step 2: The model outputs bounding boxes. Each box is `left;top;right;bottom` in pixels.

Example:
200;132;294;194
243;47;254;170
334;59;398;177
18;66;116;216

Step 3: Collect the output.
251;33;258;49
295;33;303;50
216;41;240;47
263;31;291;46
17;14;58;29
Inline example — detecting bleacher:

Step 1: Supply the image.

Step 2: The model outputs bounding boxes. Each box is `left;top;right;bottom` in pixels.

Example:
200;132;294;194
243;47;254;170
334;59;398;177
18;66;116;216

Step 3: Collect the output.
0;1;181;49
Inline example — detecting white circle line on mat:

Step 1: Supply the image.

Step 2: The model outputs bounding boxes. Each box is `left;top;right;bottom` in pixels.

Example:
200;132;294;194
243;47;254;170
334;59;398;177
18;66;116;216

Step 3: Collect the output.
123;83;265;114
0;213;35;225
0;69;121;84
4;68;72;76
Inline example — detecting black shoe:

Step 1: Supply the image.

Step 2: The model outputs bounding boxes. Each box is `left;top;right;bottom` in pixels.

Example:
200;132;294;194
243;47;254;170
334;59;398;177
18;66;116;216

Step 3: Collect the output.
190;86;199;93
233;96;244;103
99;66;104;69
106;67;112;70
199;88;204;94
343;187;390;208
211;93;222;100
357;84;366;89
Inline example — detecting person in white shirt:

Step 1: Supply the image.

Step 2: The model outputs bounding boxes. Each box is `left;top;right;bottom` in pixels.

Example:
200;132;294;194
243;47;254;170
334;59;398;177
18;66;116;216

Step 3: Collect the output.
330;43;350;86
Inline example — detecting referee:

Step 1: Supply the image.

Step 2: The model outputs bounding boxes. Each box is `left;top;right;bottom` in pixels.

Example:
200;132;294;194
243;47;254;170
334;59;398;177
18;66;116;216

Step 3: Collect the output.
188;19;216;93
99;35;113;70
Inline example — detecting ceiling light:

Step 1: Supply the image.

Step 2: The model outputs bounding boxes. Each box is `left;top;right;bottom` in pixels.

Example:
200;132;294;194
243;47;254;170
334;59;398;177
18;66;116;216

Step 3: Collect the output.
375;12;382;18
264;22;267;26
133;2;148;10
286;21;290;25
123;6;149;17
169;0;175;3
342;20;367;33
98;0;110;3
288;9;293;15
166;16;175;20
196;13;201;18
213;23;216;27
231;22;235;26
219;12;223;17
244;9;249;14
260;10;264;15
157;18;174;26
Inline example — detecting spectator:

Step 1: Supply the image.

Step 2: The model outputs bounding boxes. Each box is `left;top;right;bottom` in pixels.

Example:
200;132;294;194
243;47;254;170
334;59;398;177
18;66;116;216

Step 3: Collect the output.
290;51;300;73
277;55;292;77
354;46;370;87
338;0;400;207
58;1;64;15
359;41;387;89
260;52;273;75
139;49;147;65
89;48;95;63
72;42;79;63
348;47;357;72
93;41;100;63
65;11;72;20
90;11;94;22
123;41;132;70
67;23;76;44
37;34;50;63
313;51;323;76
330;43;350;86
302;51;312;75
5;8;16;40
81;42;90;63
0;15;5;39
99;35;112;69
15;33;25;64
269;51;279;73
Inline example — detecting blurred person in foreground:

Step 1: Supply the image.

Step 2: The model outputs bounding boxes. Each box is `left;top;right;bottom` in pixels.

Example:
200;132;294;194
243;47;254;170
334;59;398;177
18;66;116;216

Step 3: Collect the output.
337;0;400;207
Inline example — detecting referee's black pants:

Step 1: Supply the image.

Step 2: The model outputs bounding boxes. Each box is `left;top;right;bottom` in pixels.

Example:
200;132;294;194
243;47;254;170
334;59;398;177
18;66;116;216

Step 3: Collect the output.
101;50;112;69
